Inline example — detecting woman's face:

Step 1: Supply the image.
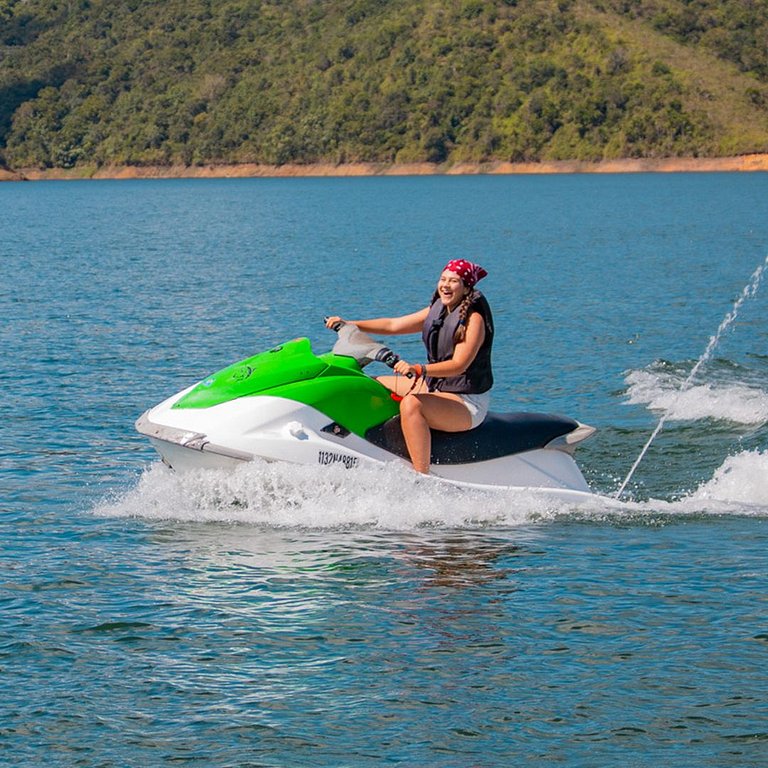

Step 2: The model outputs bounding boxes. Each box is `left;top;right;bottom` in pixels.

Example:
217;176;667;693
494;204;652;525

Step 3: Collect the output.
437;269;468;309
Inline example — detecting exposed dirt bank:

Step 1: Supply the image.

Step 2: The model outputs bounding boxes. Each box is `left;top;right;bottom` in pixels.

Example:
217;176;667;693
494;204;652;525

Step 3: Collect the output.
0;167;25;181
5;154;768;181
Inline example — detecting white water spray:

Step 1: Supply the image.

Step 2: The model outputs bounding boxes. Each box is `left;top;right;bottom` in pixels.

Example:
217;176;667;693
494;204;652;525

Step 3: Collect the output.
615;255;768;500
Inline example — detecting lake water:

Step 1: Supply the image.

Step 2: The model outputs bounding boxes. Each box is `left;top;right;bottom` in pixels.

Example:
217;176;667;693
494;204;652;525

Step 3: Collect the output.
2;173;768;766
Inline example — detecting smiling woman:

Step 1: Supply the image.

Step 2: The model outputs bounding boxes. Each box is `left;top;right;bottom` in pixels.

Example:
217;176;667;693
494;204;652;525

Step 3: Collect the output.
324;259;494;473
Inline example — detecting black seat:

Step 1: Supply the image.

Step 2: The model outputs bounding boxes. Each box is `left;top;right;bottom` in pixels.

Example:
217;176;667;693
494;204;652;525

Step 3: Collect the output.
365;411;580;465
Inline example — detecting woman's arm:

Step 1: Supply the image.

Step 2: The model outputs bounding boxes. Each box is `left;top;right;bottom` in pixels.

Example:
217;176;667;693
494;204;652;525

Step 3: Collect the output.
326;308;429;335
394;310;486;378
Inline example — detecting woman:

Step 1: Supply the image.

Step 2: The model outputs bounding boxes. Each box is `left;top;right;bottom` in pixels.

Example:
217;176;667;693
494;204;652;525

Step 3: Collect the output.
325;259;494;474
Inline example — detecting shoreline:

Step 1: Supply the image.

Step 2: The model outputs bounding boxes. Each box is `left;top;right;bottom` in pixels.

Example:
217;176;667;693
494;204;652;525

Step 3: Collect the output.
2;153;768;181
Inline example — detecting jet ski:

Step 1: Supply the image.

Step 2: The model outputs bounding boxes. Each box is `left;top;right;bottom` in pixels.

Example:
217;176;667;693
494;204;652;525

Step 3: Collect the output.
136;322;597;500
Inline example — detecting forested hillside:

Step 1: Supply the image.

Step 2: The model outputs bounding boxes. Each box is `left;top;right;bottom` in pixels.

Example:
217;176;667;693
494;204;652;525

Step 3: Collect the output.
1;0;767;171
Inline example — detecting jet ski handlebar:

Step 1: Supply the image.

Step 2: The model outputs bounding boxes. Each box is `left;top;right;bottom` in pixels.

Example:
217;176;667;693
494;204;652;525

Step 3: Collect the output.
325;318;408;373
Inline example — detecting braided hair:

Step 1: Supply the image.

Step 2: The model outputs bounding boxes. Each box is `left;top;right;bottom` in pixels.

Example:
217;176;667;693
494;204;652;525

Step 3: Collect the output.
453;289;479;343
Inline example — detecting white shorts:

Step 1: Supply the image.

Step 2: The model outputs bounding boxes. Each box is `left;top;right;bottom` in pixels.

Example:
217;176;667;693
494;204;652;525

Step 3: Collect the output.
458;392;490;429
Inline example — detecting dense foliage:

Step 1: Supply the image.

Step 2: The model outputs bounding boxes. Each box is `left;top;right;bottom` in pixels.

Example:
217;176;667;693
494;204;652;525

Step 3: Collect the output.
1;0;766;169
597;0;768;81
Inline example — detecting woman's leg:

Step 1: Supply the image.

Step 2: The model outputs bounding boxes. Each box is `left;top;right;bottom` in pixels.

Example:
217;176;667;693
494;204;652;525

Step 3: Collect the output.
375;376;473;472
399;392;472;473
376;374;428;398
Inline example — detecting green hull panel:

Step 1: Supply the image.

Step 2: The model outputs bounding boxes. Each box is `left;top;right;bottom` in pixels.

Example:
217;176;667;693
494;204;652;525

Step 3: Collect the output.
172;337;399;436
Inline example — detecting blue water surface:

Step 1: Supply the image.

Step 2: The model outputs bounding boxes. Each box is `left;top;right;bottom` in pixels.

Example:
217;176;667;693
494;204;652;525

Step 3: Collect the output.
2;173;768;766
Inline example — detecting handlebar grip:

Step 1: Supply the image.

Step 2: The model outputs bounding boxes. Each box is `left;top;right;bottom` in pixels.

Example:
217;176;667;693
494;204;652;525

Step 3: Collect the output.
374;347;398;368
374;348;414;378
324;316;345;332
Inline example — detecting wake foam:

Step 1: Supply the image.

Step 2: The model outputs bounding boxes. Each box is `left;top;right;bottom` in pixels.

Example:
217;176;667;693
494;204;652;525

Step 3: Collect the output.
686;449;768;507
624;366;768;425
94;461;624;530
95;451;768;530
96;460;571;529
620;449;768;517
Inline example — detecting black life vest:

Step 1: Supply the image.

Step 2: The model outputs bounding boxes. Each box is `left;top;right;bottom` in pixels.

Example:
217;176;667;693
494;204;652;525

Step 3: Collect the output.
421;292;494;394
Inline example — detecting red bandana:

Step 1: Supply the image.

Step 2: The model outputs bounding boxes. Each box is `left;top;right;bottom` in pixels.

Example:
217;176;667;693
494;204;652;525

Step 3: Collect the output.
443;259;488;289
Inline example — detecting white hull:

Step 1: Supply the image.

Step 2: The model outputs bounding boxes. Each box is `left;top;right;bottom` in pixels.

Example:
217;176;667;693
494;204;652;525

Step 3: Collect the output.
137;393;596;501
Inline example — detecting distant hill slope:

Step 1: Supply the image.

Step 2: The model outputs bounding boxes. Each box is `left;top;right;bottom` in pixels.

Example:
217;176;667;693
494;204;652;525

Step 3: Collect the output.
1;0;766;170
